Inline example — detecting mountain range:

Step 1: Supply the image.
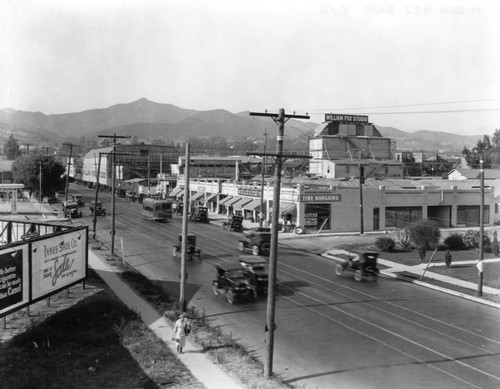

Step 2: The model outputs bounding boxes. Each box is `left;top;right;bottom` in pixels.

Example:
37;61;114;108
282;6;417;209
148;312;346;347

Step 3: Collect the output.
0;98;481;153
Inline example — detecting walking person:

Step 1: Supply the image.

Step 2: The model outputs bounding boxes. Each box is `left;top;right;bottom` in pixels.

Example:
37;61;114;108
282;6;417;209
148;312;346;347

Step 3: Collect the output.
173;313;190;353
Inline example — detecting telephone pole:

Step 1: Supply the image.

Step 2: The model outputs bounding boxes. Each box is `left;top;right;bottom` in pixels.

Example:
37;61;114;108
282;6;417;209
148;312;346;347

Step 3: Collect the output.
260;129;268;227
62;143;78;203
180;143;190;313
249;109;309;378
478;157;485;296
98;134;131;256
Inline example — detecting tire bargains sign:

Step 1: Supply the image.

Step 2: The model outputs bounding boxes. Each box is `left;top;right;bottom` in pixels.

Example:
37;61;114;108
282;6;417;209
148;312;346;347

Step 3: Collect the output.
31;231;87;299
0;246;29;316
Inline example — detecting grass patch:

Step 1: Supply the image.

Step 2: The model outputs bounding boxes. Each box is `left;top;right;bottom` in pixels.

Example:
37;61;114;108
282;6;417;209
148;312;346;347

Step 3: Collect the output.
0;271;203;389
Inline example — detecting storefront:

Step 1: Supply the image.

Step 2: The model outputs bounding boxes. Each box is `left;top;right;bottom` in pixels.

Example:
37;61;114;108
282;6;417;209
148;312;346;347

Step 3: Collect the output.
300;193;341;230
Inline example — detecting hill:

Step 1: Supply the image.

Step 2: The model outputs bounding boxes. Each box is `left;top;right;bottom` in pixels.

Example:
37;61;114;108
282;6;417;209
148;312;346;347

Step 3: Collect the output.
0;98;483;153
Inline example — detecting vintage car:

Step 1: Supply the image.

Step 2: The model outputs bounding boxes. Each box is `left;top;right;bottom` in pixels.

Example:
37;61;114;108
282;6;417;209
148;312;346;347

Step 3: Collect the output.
189;206;209;223
239;255;269;295
63;201;83;218
221;215;244;232
126;191;139;202
238;227;271;256
72;194;84;207
172;234;201;259
212;263;257;304
89;200;106;216
334;251;379;282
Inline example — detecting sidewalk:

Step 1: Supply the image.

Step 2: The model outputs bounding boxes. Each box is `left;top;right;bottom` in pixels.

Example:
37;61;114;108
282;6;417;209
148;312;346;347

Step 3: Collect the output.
87;250;245;389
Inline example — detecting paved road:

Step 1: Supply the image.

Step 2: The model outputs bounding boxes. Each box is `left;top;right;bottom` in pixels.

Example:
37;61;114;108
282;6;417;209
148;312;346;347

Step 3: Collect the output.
72;185;500;388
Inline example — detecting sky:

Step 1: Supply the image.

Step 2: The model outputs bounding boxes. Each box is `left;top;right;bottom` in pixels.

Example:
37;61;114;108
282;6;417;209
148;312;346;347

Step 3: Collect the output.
1;0;500;136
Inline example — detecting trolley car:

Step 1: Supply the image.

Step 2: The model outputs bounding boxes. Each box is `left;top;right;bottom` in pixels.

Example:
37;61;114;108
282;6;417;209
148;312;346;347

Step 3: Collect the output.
142;198;173;221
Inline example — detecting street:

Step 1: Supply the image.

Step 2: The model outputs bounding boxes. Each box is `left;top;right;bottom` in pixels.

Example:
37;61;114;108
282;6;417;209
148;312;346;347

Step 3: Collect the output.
74;185;500;388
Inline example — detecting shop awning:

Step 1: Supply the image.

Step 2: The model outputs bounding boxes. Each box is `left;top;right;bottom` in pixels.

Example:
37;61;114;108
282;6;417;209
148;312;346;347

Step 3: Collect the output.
206;193;217;203
280;202;296;214
225;196;243;207
170;187;183;196
174;189;185;198
242;198;262;211
191;192;205;201
218;196;234;206
233;197;253;210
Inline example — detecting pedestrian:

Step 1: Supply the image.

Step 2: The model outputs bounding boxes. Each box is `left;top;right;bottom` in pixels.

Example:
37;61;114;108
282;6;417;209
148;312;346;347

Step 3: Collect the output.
173;313;190;353
445;250;452;268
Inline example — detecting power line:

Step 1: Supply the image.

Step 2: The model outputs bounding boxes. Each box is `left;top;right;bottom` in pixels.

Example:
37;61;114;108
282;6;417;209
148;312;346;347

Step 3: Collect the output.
299;97;500;113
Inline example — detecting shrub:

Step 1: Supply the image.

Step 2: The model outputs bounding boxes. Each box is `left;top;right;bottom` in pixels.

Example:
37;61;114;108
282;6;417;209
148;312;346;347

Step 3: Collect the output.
463;230;490;251
409;223;441;262
492;230;499;256
443;233;467;250
375;237;395;252
395;228;413;249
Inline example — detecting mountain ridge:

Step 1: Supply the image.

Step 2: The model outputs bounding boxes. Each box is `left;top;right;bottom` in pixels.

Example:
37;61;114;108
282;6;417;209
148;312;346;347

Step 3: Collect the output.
0;98;482;153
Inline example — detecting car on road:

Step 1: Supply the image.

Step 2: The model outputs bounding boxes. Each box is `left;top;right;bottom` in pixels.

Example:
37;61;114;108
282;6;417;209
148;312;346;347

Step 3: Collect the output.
238;227;271;256
239;255;269;295
126;191;139;202
72;194;84;207
212;263;257;304
334;251;379;282
89;200;106;216
63;201;83;218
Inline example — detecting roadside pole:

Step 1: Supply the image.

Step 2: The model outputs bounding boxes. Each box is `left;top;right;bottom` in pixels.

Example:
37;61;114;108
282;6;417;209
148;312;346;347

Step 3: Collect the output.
478;158;484;296
259;129;267;227
249;109;310;378
92;152;102;238
180;143;190;313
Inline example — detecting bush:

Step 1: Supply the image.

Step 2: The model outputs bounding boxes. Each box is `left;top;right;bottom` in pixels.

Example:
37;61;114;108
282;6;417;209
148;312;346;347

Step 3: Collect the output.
463;230;490;251
395;228;413;249
375;237;395;252
492;231;499;256
443;233;467;250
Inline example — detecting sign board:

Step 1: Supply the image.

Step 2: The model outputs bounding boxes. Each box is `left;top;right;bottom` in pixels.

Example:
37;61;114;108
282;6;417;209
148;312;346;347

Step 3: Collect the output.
476;260;484;273
0;246;29;316
300;194;341;202
325;113;369;124
239;187;261;197
31;231;87;299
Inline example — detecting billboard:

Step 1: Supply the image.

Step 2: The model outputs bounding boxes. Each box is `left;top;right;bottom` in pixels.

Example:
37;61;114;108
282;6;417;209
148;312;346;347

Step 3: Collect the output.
31;231;87;299
0;245;29;316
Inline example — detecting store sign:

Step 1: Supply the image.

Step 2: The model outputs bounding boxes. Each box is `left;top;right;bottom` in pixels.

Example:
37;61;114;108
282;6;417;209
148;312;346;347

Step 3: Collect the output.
301;194;341;202
0;246;29;315
325;113;369;124
239;187;261;197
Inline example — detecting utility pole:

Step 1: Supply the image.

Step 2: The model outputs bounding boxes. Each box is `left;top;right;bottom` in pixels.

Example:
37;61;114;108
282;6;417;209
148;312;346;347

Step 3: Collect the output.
478;157;484;296
98;134;131;256
62;143;78;204
259;129;268;227
180;143;190;313
92;152;104;238
359;164;364;234
148;151;151;195
249;109;310;378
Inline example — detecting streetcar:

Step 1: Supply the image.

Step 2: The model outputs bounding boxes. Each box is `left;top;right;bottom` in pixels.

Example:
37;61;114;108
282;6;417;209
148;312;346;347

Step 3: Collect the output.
142;198;173;221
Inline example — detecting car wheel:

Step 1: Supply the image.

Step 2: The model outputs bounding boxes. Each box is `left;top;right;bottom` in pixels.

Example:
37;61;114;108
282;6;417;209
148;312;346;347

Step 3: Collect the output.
252;245;260;256
172;247;177;257
238;241;245;252
227;290;235;304
335;263;343;276
353;269;363;282
213;283;220;296
294;226;304;235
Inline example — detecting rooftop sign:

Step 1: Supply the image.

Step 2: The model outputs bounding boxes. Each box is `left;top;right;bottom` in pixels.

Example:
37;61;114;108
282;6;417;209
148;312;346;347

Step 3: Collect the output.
325;113;369;124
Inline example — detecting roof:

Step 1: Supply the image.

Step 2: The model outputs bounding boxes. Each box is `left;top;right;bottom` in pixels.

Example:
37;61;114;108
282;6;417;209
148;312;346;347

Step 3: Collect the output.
123;178;147;183
83;147;113;159
450;168;500;180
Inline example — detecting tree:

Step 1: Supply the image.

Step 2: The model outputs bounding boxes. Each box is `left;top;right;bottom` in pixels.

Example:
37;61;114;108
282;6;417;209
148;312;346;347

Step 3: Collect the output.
13;154;66;198
492;129;500;148
4;133;20;160
463;230;491;252
409;222;441;262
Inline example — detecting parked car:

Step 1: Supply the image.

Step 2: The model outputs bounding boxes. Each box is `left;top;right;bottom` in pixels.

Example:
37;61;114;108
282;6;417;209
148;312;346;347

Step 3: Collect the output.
221;215;244;232
126;191;138;202
189;206;209;222
72;194;84;207
239;255;269;295
212;263;257;304
63;201;83;218
238;227;271;256
89;200;106;216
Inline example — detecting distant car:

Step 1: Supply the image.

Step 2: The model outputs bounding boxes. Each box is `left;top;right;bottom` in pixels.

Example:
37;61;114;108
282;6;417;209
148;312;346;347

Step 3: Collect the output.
126;191;138;201
72;194;84;207
63;201;83;218
89;200;106;216
212;263;257;304
238;227;271;256
334;251;379;282
189;206;209;223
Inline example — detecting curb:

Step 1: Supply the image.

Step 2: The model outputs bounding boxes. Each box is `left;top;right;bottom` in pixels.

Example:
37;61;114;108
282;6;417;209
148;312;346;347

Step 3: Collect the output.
322;252;500;310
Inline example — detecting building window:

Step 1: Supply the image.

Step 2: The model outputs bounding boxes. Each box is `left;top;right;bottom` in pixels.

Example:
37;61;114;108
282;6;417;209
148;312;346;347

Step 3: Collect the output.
457;205;489;226
346;166;350;174
496;204;498;214
385;207;422;228
140;149;149;156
